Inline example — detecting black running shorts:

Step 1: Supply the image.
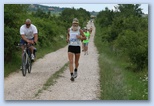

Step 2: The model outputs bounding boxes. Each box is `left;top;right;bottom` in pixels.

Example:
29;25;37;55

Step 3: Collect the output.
68;46;81;54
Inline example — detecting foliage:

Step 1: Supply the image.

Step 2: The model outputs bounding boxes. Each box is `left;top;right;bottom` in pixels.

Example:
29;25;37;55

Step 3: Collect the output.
96;7;115;28
96;4;148;70
4;4;66;63
4;4;91;76
4;4;29;61
117;4;143;17
95;24;148;100
59;7;90;29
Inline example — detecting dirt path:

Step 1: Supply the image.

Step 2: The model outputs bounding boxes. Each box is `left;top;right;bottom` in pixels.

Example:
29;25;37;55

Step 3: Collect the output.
4;47;68;100
4;21;100;100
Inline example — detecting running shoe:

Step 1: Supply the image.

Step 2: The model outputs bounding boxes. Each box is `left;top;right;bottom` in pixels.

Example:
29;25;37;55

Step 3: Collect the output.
70;76;74;81
73;71;78;78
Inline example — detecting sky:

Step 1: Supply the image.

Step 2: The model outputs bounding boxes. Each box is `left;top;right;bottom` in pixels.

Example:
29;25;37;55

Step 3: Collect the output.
41;4;148;14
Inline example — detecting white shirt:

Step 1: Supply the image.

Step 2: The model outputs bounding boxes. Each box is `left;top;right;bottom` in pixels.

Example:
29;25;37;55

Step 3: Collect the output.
20;24;37;39
69;27;80;46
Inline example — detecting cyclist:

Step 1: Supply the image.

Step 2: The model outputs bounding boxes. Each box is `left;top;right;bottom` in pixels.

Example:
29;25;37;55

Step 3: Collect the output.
83;27;90;55
20;19;38;61
66;18;86;81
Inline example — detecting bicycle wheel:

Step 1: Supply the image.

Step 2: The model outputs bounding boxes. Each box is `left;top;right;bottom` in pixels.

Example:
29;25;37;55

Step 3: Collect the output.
27;55;32;73
22;53;27;76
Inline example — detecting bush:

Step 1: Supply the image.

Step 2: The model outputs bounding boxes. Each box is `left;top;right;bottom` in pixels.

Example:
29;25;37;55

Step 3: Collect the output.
96;4;148;71
114;30;148;70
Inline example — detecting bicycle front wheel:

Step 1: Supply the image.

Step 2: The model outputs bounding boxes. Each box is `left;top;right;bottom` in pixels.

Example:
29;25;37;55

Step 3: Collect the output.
22;53;27;76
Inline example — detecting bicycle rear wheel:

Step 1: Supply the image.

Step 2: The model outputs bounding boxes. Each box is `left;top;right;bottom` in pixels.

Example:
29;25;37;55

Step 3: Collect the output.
22;53;27;76
28;55;32;73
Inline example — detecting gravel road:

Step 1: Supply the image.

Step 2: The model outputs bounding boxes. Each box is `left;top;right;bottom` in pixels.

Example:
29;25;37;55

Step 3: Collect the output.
4;21;100;100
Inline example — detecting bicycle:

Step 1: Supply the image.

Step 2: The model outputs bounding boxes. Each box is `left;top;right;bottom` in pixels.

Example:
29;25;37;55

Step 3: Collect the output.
18;43;36;76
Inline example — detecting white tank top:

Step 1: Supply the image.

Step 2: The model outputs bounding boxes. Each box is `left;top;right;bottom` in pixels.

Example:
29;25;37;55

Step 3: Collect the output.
69;27;80;46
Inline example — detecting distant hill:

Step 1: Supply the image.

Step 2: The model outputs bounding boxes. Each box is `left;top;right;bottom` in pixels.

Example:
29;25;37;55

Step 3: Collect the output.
29;4;98;17
29;4;66;13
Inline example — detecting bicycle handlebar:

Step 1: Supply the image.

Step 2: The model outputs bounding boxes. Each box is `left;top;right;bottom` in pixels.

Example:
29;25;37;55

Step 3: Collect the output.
17;43;36;48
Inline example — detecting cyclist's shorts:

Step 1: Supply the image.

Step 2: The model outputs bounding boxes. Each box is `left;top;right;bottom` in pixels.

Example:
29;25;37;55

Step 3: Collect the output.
20;38;34;44
68;46;80;54
83;42;88;46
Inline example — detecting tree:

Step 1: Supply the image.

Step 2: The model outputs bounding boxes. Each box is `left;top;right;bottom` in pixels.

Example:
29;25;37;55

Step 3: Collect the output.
60;7;90;28
4;4;29;61
96;4;148;70
116;4;143;17
96;7;115;28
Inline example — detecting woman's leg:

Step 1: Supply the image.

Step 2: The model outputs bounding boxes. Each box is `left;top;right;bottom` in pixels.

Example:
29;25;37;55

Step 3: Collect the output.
82;42;84;51
73;53;80;78
84;43;88;55
75;53;80;69
83;43;86;55
68;52;74;74
86;46;88;52
86;43;89;54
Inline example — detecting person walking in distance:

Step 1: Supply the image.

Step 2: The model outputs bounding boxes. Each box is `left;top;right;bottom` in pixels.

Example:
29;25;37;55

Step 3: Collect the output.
66;18;86;81
83;27;90;55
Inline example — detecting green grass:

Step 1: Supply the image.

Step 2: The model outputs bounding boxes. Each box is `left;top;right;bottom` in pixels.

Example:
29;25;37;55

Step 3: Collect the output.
94;24;148;100
34;62;68;97
124;69;148;100
4;38;67;77
4;52;21;77
96;46;128;100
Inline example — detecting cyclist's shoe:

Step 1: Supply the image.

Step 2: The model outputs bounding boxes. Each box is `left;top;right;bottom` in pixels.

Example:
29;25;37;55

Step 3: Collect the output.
73;71;78;78
70;76;75;81
31;54;35;60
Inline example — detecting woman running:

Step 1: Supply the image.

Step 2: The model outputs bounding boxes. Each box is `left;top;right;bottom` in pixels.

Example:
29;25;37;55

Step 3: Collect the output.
66;18;86;81
83;27;90;55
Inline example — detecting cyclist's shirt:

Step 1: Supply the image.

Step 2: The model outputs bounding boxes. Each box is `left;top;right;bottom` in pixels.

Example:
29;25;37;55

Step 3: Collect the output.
20;24;37;39
83;31;90;43
68;27;81;46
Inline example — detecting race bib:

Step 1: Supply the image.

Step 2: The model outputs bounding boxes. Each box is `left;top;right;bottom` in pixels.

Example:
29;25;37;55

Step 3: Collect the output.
69;33;78;45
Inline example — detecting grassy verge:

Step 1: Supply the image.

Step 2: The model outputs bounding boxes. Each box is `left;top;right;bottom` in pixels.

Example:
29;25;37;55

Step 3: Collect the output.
94;24;148;100
4;53;21;77
34;62;68;97
4;38;67;77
